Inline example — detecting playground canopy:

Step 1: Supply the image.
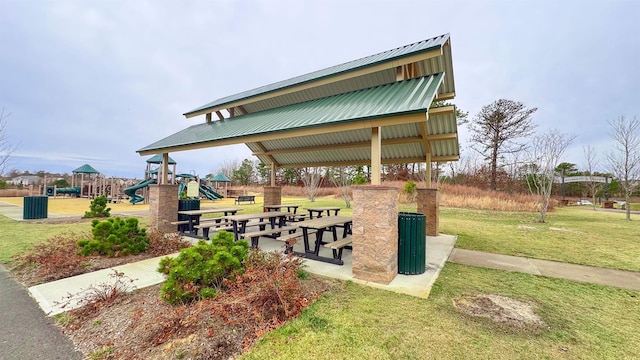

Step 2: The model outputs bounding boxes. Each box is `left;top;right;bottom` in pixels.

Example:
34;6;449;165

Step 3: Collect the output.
146;154;177;165
72;164;100;174
138;33;459;186
210;173;231;182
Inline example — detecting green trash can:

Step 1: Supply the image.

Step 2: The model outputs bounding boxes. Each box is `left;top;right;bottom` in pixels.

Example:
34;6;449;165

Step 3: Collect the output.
397;212;426;275
178;199;200;231
23;196;48;220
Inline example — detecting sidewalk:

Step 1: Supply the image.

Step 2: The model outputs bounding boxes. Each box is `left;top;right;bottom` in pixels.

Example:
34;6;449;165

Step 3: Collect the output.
448;248;640;291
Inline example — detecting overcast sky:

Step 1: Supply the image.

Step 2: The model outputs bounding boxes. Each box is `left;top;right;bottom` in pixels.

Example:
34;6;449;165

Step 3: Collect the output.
1;0;638;179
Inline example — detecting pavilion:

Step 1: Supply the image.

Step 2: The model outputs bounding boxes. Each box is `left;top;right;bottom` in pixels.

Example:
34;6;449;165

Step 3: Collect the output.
138;33;459;284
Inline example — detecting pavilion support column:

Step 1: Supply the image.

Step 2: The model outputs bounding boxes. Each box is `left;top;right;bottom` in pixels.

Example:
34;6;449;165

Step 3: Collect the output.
352;185;399;285
270;163;276;187
149;183;179;233
417;188;439;236
371;127;381;185
263;186;281;211
425;153;432;188
161;153;169;185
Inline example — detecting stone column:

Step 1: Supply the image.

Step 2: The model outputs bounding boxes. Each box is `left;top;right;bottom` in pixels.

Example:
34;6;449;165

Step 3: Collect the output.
263;186;282;210
417;188;439;236
352;185;399;285
149;184;179;233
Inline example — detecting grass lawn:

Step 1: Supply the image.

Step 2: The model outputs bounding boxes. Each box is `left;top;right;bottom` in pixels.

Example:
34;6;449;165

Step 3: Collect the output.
441;207;640;272
243;263;640;359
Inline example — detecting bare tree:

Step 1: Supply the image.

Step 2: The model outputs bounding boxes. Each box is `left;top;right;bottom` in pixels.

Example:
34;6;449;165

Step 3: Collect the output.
525;130;575;223
607;115;640;221
301;167;323;201
327;166;352;208
469;99;538;191
583;145;602;210
0;108;18;175
214;158;240;181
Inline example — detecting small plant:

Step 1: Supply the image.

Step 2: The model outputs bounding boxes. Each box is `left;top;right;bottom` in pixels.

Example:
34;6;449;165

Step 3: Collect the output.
77;217;149;256
404;180;417;194
56;270;136;318
83;195;111;218
158;231;249;305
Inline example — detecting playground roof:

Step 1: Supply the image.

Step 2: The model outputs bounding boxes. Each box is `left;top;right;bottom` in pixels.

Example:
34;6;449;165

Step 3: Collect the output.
210;173;231;182
72;164;100;174
138;33;458;171
146;154;177;165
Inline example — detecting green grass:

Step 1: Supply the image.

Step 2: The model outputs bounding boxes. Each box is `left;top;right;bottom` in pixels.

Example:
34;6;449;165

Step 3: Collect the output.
242;264;640;359
0;215;91;263
441;207;640;272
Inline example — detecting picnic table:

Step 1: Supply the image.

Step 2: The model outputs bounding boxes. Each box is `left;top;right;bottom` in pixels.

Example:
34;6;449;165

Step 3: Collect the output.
265;204;309;221
293;215;352;265
224;211;292;241
177;208;241;237
265;204;300;213
305;206;341;219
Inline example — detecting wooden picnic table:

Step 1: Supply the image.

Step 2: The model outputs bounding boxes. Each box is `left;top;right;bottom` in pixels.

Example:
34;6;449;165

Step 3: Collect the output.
294;215;352;265
305;206;341;219
224;211;292;241
177;208;241;237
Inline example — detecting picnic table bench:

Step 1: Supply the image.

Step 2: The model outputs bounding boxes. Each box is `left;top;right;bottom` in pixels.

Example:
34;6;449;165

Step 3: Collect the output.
241;225;299;248
234;195;256;204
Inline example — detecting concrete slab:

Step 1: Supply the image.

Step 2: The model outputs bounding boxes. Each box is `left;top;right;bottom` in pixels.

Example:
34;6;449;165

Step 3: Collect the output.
256;232;457;299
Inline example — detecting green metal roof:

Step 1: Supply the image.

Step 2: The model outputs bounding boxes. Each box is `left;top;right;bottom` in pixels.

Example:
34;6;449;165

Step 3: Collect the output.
210;173;231;182
146;154;177;165
184;34;451;117
139;74;444;154
72;164;100;174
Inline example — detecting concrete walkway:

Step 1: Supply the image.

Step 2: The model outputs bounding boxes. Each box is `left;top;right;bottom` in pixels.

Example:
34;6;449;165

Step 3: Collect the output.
448;248;640;291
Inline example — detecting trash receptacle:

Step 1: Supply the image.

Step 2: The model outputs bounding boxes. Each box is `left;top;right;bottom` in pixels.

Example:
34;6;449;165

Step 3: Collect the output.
178;199;200;231
397;212;426;275
23;196;48;220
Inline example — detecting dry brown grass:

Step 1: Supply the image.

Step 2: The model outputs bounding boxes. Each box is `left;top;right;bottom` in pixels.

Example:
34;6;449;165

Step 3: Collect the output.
232;182;540;212
0;189;31;197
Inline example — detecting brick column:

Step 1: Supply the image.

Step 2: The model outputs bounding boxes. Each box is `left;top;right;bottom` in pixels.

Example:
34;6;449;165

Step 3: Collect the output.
352;185;399;284
263;186;281;210
149;184;179;233
417;188;439;236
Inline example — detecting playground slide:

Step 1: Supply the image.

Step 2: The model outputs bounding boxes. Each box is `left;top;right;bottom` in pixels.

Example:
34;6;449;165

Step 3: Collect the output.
124;178;157;204
200;184;224;200
47;186;81;197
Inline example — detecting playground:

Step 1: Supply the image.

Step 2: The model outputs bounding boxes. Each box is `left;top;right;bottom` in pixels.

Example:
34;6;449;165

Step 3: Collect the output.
30;155;232;211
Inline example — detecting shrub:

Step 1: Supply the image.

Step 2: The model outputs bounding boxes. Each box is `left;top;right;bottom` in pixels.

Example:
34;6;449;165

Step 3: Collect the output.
404;180;417;194
83;195;111;218
211;251;315;347
145;228;192;257
77;217;149;256
158;231;249;305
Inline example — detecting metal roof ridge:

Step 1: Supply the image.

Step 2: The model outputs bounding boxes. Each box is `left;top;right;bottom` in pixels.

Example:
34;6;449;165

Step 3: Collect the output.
184;33;450;116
